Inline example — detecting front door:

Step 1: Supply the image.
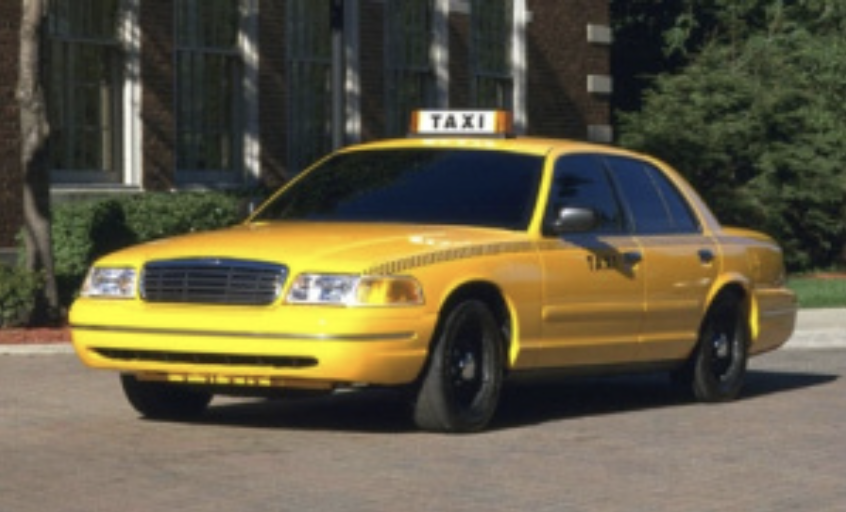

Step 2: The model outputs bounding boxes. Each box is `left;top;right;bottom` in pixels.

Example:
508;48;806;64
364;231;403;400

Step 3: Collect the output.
538;154;645;368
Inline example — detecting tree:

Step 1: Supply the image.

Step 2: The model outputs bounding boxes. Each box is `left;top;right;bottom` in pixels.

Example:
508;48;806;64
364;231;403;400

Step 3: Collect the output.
611;0;846;115
617;3;846;270
610;0;689;114
17;0;59;321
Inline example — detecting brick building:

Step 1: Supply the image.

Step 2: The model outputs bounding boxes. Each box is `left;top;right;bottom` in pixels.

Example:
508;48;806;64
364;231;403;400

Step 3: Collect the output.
0;0;612;257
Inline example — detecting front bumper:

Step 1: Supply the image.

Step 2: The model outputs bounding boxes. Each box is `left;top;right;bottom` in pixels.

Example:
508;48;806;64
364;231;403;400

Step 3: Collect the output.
70;298;437;390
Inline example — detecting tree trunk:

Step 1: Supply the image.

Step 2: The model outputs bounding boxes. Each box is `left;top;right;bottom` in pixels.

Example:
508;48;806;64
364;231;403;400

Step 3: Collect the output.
17;0;59;322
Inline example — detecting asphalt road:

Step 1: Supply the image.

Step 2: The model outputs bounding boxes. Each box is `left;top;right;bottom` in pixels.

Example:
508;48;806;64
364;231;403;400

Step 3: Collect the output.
1;348;844;512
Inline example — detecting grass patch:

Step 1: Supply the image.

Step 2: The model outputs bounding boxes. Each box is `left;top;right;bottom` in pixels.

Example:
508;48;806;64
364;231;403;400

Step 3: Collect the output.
787;275;846;309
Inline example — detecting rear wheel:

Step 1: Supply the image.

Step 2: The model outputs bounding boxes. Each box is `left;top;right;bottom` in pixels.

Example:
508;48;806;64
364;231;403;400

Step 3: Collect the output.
685;293;749;402
413;300;505;433
121;374;213;420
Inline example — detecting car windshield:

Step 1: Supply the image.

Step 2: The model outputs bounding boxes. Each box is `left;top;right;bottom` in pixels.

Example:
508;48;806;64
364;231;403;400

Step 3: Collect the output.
253;149;544;230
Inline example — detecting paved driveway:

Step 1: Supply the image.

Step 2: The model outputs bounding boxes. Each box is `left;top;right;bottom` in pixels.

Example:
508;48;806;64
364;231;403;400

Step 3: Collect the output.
1;349;843;512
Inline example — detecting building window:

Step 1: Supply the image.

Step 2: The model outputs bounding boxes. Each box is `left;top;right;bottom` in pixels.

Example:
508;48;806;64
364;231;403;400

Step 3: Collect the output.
471;0;513;109
47;0;122;183
385;0;435;136
175;0;243;181
286;0;333;174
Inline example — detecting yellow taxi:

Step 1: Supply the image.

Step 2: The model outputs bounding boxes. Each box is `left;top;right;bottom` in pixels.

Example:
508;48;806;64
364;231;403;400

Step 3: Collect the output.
70;110;797;432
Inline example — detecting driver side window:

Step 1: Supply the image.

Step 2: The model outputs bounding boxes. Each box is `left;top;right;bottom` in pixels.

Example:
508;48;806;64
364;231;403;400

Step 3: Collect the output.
547;154;625;234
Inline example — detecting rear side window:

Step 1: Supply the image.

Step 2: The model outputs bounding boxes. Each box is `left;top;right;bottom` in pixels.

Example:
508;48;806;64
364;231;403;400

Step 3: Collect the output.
604;156;699;235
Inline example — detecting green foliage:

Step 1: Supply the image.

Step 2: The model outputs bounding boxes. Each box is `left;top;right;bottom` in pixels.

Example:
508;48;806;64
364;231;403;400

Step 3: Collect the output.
610;0;846;112
52;199;135;302
618;4;846;271
121;192;243;243
610;0;689;113
51;191;244;306
788;276;846;309
645;0;846;59
0;264;43;328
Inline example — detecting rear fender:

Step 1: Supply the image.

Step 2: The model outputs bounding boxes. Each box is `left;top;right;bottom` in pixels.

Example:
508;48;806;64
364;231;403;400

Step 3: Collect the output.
703;274;753;338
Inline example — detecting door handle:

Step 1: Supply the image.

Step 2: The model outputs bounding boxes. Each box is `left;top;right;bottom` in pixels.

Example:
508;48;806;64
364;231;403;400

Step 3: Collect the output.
698;249;715;264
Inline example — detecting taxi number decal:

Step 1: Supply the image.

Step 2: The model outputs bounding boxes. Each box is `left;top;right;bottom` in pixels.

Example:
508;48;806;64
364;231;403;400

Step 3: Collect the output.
587;254;621;272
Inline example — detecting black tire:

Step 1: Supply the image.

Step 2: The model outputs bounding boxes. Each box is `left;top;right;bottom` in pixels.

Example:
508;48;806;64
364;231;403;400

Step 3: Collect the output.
120;374;213;420
686;293;749;402
413;300;505;433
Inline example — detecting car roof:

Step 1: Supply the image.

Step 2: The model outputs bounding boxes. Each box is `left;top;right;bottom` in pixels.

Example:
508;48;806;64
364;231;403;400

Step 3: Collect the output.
339;136;649;160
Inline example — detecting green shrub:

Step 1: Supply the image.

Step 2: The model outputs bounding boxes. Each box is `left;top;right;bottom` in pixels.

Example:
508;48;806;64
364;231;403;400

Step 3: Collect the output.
121;191;243;243
0;264;43;328
52;199;136;306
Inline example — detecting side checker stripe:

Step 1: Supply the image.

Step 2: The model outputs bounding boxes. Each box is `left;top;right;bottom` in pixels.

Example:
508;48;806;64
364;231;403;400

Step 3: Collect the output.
362;236;653;276
363;241;545;275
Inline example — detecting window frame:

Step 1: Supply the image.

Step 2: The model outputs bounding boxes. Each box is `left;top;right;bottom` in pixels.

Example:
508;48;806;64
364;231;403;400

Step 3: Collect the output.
470;0;514;110
47;0;123;184
385;0;436;137
174;0;246;184
286;0;334;174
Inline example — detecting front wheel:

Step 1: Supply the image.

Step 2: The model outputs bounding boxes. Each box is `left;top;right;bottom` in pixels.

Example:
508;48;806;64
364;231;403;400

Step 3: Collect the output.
413;300;505;433
121;374;213;420
686;293;749;402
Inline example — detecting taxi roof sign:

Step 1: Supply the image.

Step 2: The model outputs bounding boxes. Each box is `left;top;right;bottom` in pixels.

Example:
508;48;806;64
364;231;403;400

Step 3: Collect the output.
409;110;514;137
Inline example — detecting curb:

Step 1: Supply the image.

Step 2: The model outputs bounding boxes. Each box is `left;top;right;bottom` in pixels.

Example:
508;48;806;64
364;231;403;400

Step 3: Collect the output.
784;333;845;350
784;308;845;350
0;344;75;356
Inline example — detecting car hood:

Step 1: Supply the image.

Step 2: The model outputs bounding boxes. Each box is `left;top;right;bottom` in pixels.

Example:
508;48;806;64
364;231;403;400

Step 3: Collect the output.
96;221;532;274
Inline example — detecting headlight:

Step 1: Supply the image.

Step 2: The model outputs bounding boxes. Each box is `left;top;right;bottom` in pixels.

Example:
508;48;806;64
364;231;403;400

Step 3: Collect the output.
287;274;424;306
80;267;137;299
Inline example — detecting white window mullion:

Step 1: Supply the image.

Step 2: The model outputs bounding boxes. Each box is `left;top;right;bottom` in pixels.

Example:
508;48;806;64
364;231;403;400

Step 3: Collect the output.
120;0;141;187
511;0;526;134
432;0;449;108
240;0;260;183
344;0;360;144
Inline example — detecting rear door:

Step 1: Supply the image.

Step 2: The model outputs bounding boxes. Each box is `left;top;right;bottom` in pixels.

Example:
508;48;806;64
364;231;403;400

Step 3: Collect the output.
603;156;719;362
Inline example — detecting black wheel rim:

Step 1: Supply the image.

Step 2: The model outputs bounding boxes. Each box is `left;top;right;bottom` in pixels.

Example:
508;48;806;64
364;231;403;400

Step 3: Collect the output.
708;306;742;382
447;313;487;409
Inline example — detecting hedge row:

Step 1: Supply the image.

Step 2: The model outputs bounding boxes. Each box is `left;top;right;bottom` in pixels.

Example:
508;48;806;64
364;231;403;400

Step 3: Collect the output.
0;264;42;328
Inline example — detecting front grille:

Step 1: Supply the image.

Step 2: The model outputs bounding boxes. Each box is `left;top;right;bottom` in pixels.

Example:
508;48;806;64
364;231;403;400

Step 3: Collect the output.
141;258;287;305
94;348;318;369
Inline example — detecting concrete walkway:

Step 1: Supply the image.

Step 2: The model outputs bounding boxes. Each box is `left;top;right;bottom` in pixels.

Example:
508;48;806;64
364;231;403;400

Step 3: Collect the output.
787;308;846;349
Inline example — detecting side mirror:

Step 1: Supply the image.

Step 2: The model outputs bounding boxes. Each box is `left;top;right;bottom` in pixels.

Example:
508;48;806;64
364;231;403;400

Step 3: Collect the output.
548;206;598;235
